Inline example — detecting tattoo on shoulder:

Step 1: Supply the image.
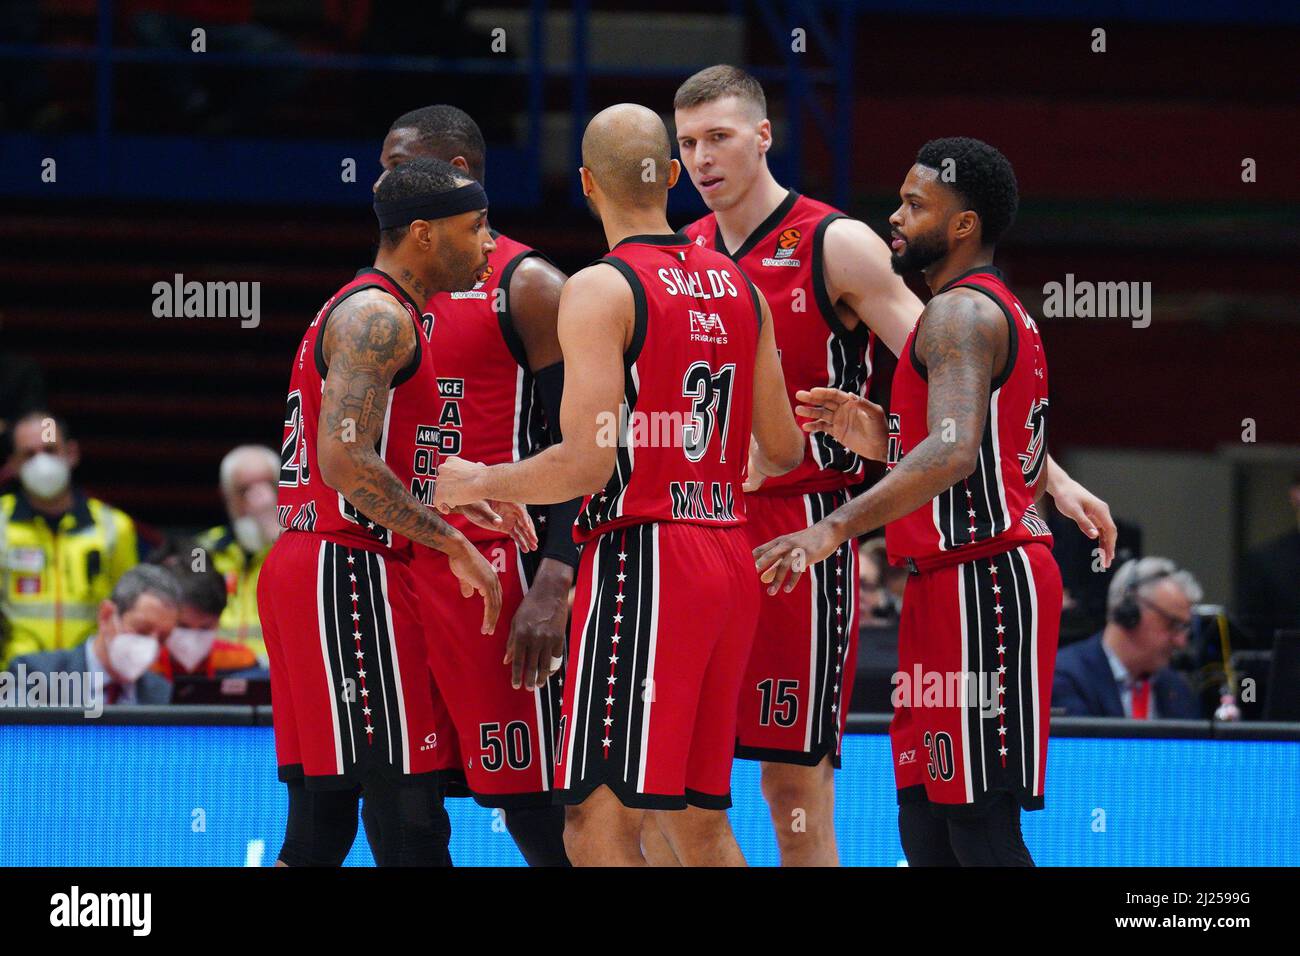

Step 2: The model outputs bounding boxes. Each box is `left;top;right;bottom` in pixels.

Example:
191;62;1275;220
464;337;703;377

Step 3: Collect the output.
916;290;1003;373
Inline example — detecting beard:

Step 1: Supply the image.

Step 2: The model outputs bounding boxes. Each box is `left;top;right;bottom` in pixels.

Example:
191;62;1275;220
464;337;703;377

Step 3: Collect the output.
890;228;949;275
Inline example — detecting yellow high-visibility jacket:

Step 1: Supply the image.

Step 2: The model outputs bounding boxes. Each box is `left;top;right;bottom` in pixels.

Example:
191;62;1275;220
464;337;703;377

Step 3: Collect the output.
0;490;139;666
194;525;269;664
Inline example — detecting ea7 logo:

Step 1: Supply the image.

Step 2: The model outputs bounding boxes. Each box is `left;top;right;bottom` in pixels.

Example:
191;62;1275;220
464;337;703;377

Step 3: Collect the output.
898;749;917;766
688;310;726;336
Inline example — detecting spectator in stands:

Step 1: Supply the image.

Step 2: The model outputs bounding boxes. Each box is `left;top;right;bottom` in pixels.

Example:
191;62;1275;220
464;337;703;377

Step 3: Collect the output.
857;538;903;626
152;546;259;680
1053;557;1201;719
1237;473;1300;646
193;445;280;664
0;343;48;488
0;412;139;667
8;564;179;705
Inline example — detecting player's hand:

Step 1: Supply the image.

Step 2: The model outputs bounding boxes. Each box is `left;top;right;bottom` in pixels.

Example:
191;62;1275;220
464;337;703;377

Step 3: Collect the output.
753;521;841;595
457;499;539;553
794;387;888;461
433;457;486;511
447;541;502;634
505;559;571;691
1048;476;1116;569
743;436;768;492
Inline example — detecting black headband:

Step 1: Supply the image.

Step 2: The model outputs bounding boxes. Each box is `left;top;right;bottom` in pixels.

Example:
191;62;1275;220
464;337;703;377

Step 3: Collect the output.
373;181;488;230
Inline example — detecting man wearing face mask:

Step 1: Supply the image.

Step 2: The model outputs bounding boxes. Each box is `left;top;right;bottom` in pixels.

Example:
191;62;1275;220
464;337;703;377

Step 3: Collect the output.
0;412;140;667
8;564;179;705
151;549;259;680
193;445;281;665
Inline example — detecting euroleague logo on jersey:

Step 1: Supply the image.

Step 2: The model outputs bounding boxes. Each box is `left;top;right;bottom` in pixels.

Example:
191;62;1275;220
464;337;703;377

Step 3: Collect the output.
451;262;491;301
761;227;801;267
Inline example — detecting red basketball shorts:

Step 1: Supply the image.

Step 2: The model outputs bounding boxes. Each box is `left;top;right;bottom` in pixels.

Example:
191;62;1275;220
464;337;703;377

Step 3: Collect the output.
411;537;563;808
738;489;859;767
556;521;760;810
890;542;1063;815
257;532;456;789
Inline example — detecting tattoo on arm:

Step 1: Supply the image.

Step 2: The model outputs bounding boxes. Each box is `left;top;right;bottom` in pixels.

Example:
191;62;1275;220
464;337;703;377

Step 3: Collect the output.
319;292;462;552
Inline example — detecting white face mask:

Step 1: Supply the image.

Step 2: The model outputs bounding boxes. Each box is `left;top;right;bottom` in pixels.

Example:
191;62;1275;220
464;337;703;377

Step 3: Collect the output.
233;515;272;553
166;627;217;672
107;632;160;683
20;453;71;500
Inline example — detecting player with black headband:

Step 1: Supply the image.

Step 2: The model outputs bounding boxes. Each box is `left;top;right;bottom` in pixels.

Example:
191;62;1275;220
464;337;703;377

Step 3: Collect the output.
258;157;535;866
368;106;577;866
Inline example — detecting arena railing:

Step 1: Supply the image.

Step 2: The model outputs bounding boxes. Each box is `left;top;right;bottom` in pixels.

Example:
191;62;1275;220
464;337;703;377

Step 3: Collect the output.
3;706;1299;742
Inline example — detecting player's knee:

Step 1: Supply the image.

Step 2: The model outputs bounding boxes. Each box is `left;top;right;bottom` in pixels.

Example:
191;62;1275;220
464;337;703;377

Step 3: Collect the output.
279;781;359;867
760;762;832;817
504;805;570;867
946;793;1034;867
363;779;451;867
663;805;730;844
897;798;959;867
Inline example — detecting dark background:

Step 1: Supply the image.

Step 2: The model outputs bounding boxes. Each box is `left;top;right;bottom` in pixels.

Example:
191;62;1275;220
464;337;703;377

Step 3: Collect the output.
0;0;1296;554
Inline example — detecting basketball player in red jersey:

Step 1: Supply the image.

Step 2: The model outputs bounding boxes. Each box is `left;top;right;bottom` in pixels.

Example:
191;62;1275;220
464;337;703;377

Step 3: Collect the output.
434;104;806;866
756;138;1068;865
374;106;577;866
674;66;1115;865
258;158;529;866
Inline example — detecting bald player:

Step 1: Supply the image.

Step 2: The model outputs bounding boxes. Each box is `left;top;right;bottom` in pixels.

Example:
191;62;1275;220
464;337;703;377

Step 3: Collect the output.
673;65;1116;865
435;104;805;865
373;106;576;867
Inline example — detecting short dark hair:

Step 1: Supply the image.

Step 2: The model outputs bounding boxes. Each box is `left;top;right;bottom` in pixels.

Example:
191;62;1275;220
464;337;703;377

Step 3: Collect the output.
389;105;486;183
673;64;766;117
915;137;1019;245
155;542;229;617
13;410;73;444
375;156;473;248
110;565;182;615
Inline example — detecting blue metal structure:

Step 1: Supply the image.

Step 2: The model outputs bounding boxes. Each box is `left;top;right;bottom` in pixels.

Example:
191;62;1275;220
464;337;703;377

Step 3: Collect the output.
0;0;1292;208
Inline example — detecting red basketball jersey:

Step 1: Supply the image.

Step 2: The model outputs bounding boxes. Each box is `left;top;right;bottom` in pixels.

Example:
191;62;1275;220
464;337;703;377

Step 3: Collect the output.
682;190;873;497
885;266;1052;571
276;267;442;559
574;234;762;543
423;232;552;543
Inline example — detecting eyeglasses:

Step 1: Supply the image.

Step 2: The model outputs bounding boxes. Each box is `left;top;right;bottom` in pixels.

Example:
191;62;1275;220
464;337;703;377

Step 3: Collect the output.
1138;598;1193;635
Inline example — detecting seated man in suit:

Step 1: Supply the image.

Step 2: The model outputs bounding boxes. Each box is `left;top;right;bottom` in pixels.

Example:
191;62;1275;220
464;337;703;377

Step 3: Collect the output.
150;543;260;680
1053;557;1201;719
8;564;180;705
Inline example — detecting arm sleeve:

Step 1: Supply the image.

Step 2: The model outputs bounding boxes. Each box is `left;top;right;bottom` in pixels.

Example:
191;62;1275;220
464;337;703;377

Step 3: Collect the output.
533;361;580;569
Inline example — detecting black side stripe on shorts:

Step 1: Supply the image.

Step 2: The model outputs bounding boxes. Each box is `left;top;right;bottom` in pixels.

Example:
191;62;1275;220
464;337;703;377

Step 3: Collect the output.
806;490;856;755
320;542;405;775
319;542;354;773
567;526;659;795
361;548;406;771
1002;545;1040;795
960;547;1034;803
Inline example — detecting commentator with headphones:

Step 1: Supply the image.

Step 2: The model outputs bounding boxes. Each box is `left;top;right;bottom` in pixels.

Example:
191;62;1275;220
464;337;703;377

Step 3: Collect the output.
1052;557;1203;719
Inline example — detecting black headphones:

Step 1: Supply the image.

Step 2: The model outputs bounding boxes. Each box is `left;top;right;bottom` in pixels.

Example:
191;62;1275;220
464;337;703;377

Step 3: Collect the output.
1110;564;1176;630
